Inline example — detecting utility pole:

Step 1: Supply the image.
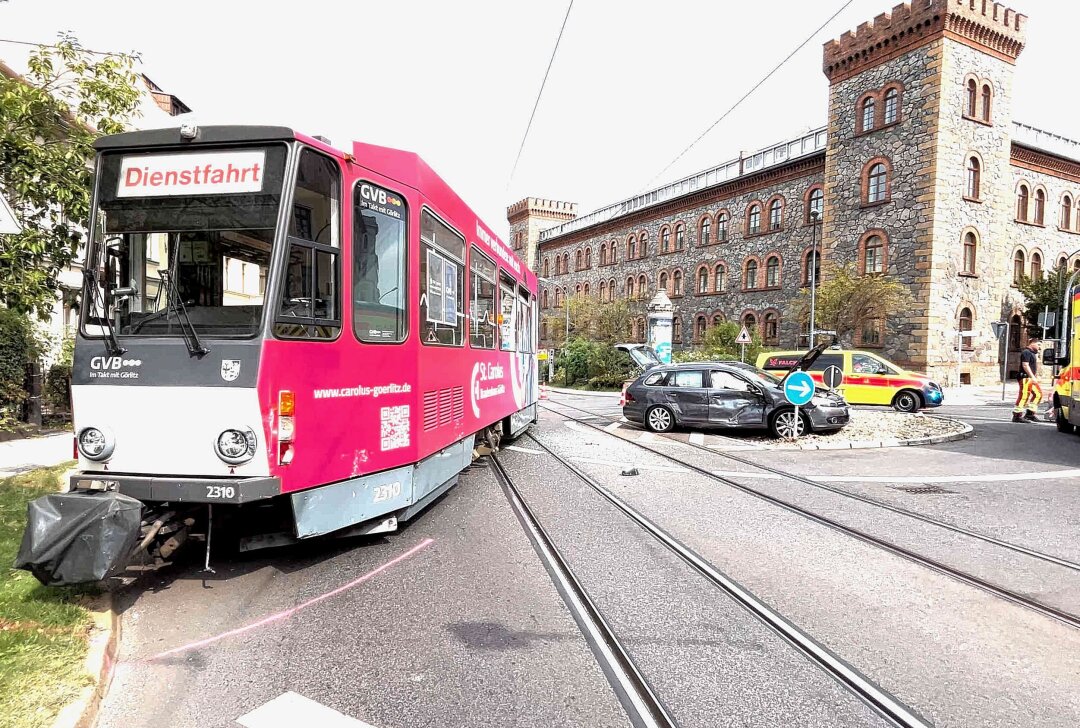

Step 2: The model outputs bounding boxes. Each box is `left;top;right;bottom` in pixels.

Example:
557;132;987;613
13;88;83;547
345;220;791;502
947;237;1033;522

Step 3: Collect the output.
808;209;821;347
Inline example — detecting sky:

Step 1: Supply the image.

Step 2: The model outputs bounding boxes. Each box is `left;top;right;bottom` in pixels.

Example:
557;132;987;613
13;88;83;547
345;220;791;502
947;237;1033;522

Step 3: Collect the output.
2;0;1077;239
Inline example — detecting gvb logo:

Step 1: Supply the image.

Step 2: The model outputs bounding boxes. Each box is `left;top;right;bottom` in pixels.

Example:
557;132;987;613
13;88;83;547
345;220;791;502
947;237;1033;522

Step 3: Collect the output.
359;183;387;205
90;357;142;370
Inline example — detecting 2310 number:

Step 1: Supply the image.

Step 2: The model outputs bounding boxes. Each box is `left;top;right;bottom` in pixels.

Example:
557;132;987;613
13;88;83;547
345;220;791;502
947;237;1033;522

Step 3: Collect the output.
205;485;236;500
372;482;402;503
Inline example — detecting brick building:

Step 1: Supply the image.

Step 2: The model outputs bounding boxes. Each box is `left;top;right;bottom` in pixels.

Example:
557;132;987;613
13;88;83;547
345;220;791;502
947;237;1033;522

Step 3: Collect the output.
511;0;1080;385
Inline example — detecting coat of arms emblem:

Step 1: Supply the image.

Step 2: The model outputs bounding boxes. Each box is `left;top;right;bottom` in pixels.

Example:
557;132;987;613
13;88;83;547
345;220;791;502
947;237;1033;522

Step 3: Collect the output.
220;359;241;382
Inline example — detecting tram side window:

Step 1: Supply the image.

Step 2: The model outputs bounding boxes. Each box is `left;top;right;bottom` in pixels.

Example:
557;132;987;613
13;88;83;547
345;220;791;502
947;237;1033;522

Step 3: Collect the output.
469;248;497;349
353;181;407;343
276;148;341;339
420;210;465;346
517;287;533;354
499;273;517;351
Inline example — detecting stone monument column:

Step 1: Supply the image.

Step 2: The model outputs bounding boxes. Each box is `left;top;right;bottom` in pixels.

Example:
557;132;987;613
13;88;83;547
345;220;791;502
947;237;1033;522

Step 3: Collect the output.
647;290;675;364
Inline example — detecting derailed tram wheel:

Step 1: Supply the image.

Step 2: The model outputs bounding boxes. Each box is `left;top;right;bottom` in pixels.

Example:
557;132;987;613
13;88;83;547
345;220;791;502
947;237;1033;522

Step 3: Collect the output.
769;409;806;439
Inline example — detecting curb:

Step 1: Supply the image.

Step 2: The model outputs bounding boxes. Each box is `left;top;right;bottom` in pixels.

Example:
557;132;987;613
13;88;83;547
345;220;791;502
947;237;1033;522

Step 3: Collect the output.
750;416;975;451
545;385;621;397
49;590;121;728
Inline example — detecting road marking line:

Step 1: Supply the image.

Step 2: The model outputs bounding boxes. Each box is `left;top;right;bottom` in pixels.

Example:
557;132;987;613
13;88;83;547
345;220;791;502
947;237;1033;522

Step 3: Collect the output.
237;692;379;728
711;470;784;480
144;539;434;662
813;469;1080;484
604;421;623;432
637;432;657;443
689;433;705;445
504;445;543;455
572;456;689;473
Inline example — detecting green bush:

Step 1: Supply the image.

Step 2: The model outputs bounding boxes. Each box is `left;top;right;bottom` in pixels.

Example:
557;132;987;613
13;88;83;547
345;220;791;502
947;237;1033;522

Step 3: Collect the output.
674;321;767;364
0;310;42;429
555;338;635;390
43;335;74;413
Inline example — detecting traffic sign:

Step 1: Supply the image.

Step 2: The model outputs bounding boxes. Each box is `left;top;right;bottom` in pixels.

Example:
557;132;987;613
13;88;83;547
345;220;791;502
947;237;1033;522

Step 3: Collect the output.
823;365;844;389
0;193;21;235
991;321;1007;340
1038;311;1057;329
783;371;815;406
735;326;752;345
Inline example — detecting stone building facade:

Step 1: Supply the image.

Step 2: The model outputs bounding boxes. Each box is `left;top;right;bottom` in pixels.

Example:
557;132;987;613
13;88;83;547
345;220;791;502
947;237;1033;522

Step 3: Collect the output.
512;0;1080;385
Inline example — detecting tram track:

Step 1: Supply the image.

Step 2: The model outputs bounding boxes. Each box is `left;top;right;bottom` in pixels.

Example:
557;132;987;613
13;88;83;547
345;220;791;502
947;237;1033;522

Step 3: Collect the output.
537;399;1080;631
492;438;930;728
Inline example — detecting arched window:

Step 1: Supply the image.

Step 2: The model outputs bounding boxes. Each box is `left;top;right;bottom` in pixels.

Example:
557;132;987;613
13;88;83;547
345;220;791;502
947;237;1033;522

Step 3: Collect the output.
744;259;758;290
541;321;548;340
963;231;977;274
575;283;582;295
1013;250;1025;285
659;271;668;293
575;250;583;270
764;311;779;344
804;249;820;286
563;253;570;274
626;276;635;299
1035;189;1046;225
863;234;885;274
609;241;618;264
808;188;824;222
583;282;590;297
554;288;563;307
981;83;992;122
768;199;782;230
695;314;707;340
742;312;757;334
861;96;875;131
627;235;637;260
1059;255;1068;271
1017;184;1030;221
674;223;685;250
672;269;683;296
542;258;550;278
639;232;648;256
867;163;888;203
966;79;978;117
959;307;974;350
884;88;899;125
716;212;728;242
1063;195;1073;230
1031;251;1043;279
700;216;711;246
599;280;606;300
714;263;726;292
712;313;723;329
698;266;709;294
584;247;592;268
635;318;645;342
766;255;780;287
672;316;682;342
747;204;761;235
542;289;549;308
1074;258;1080;272
638;274;647;298
608;278;617;302
660;226;671;252
966;156;980;199
598;243;607;266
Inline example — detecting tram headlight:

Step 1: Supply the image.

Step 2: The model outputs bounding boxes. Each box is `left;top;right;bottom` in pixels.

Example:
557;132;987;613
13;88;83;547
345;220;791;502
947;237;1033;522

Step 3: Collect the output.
215;428;257;465
77;427;114;461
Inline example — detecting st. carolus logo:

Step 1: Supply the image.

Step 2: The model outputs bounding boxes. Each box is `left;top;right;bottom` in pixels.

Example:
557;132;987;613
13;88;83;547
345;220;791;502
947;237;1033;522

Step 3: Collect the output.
470;362;506;418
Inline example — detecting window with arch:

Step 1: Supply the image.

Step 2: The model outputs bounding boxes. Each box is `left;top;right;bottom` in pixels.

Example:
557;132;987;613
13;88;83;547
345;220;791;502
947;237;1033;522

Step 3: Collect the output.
695;314;707;341
584;247;592;268
1074;258;1080;272
1017;184;1030;221
627;235;637;260
541;320;548;340
639;232;649;256
542;258;550;278
700;216;711;246
744;259;758;290
804;249;820;286
747;204;761;235
1063;195;1073;230
883;87;899;125
1013;249;1025;285
697;266;709;294
584;282;591;297
764;311;779;344
609;241;618;264
768;199;782;230
742;312;757;334
765;255;780;287
981;83;992;122
862;233;885;275
1031;251;1043;279
714;263;726;292
555;288;563;307
599;243;607;266
599;280;606;300
861;96;875;132
542;289;549;308
716;212;729;241
575;283;582;295
672;269;683;296
1059;255;1068;270
807;187;824;222
626;276;635;299
866;162;888;203
711;313;723;330
1035;189;1046;225
674;223;685;250
860;318;884;347
673;316;682;342
966;79;978;117
965;156;980;200
608;278;617;302
963;231;977;274
574;250;583;270
660;226;671;253
959;307;974;350
659;271;668;294
638;274;647;298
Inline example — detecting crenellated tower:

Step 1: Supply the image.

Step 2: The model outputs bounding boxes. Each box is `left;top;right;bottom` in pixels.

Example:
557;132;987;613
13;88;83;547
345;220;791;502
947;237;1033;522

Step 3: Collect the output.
507;197;578;273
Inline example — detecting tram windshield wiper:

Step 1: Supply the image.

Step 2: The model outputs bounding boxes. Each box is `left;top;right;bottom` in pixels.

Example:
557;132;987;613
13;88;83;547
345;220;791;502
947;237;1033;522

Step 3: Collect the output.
81;267;126;357
158;269;209;357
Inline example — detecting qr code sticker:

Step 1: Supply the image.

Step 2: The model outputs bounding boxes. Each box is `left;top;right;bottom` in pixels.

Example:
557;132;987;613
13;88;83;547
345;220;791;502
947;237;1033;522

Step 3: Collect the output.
380;405;410;451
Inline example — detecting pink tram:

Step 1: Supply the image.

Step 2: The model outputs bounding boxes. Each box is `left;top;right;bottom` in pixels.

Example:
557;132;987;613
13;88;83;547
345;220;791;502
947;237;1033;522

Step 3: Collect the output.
57;125;537;570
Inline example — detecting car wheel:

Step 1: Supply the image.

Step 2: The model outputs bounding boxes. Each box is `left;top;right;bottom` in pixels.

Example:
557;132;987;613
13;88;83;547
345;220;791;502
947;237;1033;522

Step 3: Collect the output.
1056;404;1075;433
645;405;675;433
769;408;807;439
893;390;921;413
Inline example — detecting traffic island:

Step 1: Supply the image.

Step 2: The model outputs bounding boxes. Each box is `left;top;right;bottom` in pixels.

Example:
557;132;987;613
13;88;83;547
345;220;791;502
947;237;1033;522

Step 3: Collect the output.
727;411;973;451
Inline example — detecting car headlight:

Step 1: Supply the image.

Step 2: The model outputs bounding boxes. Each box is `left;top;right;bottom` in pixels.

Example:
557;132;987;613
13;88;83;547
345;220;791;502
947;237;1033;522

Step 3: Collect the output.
214;428;257;465
77;427;115;461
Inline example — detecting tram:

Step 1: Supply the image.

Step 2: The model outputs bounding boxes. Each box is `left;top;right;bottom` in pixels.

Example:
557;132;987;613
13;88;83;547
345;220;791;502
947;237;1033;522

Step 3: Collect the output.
20;125;538;582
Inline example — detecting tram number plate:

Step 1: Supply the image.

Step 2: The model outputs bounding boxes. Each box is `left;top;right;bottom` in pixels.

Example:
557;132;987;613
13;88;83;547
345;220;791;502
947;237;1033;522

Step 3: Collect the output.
205;485;237;500
372;482;402;503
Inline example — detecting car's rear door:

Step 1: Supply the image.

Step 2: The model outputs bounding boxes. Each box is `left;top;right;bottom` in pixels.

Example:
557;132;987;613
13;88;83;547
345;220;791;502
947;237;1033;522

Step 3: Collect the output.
708;369;765;426
663;369;709;423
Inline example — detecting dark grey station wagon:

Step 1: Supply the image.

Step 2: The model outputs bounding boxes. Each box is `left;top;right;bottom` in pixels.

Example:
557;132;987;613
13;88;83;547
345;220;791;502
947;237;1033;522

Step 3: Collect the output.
621;360;850;439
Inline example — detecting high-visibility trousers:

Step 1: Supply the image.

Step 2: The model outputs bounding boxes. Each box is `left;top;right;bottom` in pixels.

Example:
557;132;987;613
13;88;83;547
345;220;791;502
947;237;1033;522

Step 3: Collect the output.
1014;377;1043;413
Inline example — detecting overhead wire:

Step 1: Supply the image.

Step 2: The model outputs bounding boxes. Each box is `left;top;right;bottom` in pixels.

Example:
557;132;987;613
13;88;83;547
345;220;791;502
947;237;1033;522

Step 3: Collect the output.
0;37;133;57
506;0;574;191
637;0;856;193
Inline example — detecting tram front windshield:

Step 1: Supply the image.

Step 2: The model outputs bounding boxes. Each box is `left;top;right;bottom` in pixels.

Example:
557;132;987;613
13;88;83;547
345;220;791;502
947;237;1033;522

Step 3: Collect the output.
82;145;288;339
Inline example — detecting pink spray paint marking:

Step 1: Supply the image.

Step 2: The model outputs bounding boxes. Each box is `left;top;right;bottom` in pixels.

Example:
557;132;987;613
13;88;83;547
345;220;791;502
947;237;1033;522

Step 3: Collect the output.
145;538;435;662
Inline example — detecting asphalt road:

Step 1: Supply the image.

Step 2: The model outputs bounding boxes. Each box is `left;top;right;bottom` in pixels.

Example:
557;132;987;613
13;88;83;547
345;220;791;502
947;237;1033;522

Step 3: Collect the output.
94;391;1080;727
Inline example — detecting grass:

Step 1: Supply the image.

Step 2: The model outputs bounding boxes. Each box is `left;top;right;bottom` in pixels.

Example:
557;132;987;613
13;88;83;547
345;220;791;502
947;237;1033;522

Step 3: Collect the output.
0;462;96;728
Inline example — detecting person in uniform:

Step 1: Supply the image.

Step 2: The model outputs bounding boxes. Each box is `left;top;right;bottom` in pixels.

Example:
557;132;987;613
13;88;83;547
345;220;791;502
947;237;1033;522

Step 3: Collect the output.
1013;337;1043;423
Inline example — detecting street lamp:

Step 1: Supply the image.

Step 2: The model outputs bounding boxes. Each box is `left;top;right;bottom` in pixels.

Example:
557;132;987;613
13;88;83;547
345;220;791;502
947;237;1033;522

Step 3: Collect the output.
808;209;821;347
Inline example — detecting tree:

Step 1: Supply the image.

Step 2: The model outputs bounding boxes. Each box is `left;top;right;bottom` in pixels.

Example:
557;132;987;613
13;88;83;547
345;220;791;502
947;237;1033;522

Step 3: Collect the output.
675;321;765;363
0;34;142;317
542;295;635;346
794;263;913;344
1017;263;1071;338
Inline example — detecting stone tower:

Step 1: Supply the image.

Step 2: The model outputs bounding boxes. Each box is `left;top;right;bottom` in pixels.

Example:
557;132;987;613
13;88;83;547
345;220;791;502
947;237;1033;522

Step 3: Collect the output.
822;0;1026;383
507;198;578;273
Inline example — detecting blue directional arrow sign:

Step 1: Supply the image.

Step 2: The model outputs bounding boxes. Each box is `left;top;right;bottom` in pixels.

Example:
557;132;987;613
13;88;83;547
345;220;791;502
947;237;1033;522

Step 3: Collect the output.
783;371;815;406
